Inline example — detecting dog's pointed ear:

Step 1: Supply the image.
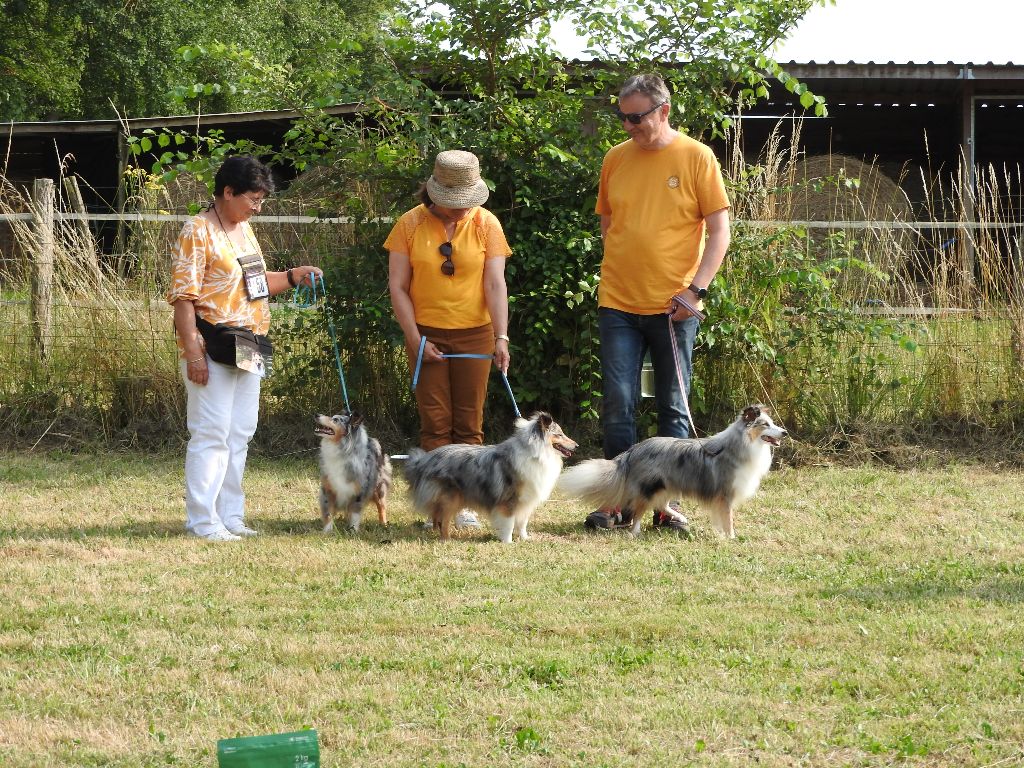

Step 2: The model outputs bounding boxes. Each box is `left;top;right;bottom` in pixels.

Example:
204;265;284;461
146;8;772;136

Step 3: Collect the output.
741;405;761;423
534;411;553;431
349;412;365;430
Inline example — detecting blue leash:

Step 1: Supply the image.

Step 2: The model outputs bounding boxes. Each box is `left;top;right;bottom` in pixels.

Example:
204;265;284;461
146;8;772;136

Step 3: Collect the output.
412;335;522;419
292;274;350;413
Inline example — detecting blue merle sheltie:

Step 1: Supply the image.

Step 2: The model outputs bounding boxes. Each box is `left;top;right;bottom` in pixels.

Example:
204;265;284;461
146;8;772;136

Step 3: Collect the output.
403;412;577;543
558;405;787;538
315;412;392;532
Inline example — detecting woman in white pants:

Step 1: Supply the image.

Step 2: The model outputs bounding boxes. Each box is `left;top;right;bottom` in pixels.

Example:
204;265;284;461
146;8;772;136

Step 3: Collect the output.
167;155;322;541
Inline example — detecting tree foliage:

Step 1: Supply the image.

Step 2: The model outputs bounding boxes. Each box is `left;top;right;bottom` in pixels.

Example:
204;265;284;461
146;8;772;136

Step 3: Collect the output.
0;0;398;120
133;0;908;440
0;0;85;119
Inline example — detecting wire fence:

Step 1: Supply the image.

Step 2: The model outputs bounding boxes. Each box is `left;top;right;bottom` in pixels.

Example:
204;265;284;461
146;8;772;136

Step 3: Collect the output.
2;200;1024;450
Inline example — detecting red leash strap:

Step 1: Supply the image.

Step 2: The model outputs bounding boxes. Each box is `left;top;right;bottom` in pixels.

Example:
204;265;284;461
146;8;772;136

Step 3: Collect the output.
667;295;703;437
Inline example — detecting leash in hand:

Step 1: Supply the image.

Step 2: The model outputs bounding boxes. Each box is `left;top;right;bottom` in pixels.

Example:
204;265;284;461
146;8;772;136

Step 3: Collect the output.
667;293;704;436
412;335;522;419
291;274;351;414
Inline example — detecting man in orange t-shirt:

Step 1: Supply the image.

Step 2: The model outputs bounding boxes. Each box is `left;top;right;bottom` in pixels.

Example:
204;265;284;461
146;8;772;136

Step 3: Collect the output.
585;73;731;533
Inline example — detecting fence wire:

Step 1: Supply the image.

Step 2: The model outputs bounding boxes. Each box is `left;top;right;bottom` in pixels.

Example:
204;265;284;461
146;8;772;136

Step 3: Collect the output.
2;204;1024;449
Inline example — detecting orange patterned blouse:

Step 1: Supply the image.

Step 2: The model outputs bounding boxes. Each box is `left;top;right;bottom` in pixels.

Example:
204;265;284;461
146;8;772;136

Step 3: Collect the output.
166;214;270;357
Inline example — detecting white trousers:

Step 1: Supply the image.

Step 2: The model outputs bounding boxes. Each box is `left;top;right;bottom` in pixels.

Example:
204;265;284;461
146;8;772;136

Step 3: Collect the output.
180;358;261;536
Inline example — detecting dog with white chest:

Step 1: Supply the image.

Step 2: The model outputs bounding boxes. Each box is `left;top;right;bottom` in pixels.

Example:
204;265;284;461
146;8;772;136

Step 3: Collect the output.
558;405;786;538
402;411;577;542
315;412;392;532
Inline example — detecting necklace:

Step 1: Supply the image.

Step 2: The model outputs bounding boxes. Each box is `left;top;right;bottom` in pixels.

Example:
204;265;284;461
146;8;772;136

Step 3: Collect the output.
428;205;460;238
211;202;258;254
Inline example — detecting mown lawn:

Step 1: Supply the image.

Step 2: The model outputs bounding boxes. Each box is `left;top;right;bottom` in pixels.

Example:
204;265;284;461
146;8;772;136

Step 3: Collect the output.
1;449;1022;767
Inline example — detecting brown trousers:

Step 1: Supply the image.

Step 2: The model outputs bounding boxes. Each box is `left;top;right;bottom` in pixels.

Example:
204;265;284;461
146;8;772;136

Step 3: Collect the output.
410;323;494;450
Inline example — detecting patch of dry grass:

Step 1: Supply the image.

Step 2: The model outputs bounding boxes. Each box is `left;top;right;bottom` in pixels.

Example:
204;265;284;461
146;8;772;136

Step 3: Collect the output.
1;451;1023;766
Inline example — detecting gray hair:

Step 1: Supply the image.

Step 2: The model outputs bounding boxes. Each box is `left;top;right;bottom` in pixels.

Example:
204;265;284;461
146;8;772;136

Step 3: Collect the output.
619;74;671;107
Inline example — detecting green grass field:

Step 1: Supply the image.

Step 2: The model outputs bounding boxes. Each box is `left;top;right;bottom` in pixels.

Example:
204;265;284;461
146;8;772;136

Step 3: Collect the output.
2;450;1023;767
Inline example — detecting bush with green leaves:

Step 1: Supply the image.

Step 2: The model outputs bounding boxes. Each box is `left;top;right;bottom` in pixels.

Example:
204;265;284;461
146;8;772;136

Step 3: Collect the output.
132;0;927;446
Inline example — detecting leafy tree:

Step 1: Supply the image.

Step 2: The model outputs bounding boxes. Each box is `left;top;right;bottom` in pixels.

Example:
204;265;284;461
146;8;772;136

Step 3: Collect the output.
1;0;400;120
0;0;86;120
146;0;891;440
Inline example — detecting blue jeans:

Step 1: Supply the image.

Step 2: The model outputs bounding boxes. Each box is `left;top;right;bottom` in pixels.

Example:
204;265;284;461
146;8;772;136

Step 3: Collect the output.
598;307;700;459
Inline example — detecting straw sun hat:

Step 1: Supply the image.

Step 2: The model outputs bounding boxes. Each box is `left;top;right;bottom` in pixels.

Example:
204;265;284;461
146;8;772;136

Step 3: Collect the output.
425;150;489;209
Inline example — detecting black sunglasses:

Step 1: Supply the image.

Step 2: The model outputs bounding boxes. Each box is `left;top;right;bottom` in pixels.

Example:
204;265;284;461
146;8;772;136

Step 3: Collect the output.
614;101;666;125
439;241;455;276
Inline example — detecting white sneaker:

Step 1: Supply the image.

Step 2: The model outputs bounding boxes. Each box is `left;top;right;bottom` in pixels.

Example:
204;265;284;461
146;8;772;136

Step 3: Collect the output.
188;529;242;542
455;510;482;529
226;525;259;537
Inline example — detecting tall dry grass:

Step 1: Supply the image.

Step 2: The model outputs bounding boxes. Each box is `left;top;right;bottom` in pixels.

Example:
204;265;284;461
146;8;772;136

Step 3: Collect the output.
0;174;183;448
1;135;1022;451
721;119;1024;433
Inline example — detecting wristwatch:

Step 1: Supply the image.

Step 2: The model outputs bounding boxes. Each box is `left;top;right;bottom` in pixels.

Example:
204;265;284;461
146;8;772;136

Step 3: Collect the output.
688;283;708;300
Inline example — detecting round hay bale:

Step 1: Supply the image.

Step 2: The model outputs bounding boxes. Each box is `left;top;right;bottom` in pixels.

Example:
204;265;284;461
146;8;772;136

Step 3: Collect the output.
791;154;912;223
789;155;915;300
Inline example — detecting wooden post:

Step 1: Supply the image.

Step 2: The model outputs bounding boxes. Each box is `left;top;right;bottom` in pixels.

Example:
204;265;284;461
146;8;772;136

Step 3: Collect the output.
31;178;55;361
63;175;103;284
958;73;977;295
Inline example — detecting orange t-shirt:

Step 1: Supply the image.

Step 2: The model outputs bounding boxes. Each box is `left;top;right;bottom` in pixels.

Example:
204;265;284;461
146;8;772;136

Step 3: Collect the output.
166;214;270;356
596;134;730;314
383;204;512;329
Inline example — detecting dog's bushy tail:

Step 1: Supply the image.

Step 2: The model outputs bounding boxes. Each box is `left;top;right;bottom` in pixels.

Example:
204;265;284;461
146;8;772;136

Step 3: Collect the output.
556;459;627;509
402;448;428;489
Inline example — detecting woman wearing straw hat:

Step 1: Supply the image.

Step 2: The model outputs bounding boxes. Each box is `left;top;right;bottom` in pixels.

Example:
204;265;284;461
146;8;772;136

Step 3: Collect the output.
385;150;512;529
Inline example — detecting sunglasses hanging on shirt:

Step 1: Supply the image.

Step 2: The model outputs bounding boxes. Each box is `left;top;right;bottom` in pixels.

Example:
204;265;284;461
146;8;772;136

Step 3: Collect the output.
439;241;455;276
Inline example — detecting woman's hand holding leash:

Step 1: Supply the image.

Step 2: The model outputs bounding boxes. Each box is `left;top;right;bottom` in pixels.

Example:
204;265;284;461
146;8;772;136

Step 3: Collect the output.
494;336;510;375
418;338;446;363
285;265;323;290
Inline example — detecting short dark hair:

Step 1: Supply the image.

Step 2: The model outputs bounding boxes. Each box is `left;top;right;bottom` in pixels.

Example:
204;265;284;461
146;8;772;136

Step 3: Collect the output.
214;155;274;197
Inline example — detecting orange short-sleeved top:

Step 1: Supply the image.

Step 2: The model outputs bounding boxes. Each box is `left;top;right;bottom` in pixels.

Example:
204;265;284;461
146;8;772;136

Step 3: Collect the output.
383;204;512;329
166;214;270;356
596;134;730;314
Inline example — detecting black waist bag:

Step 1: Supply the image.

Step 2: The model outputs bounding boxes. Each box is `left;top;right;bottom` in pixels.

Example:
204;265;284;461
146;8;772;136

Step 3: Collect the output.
196;315;273;375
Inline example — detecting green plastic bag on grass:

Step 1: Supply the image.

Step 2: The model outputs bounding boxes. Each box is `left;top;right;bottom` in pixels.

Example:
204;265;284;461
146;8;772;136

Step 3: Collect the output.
217;729;319;767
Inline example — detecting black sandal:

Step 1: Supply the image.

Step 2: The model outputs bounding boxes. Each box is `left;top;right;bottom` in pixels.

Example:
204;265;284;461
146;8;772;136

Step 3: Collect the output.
584;507;634;530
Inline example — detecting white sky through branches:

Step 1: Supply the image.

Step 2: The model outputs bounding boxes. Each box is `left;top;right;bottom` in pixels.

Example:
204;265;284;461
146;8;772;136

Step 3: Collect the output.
549;0;1020;64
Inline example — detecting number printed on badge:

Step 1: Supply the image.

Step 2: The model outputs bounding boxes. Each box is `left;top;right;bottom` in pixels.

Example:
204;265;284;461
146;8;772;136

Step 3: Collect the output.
246;272;269;299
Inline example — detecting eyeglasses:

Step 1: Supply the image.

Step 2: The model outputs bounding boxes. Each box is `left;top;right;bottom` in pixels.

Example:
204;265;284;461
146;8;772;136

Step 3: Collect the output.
614;101;666;125
239;192;266;210
439;241;455;276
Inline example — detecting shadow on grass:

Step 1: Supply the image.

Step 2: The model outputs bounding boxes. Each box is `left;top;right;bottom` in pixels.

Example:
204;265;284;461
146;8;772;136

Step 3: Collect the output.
828;573;1024;605
0;514;657;547
0;517;521;545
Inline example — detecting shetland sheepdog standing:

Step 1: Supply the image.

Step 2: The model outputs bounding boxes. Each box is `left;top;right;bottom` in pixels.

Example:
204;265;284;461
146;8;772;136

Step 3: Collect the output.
557;405;786;538
403;412;577;542
315;412;392;532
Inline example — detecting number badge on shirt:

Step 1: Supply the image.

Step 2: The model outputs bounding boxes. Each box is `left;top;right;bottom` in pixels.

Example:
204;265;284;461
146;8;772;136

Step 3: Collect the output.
237;253;270;301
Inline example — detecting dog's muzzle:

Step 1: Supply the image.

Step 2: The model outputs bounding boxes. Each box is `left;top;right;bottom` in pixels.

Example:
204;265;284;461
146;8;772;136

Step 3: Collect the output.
554;442;576;458
313;415;339;437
